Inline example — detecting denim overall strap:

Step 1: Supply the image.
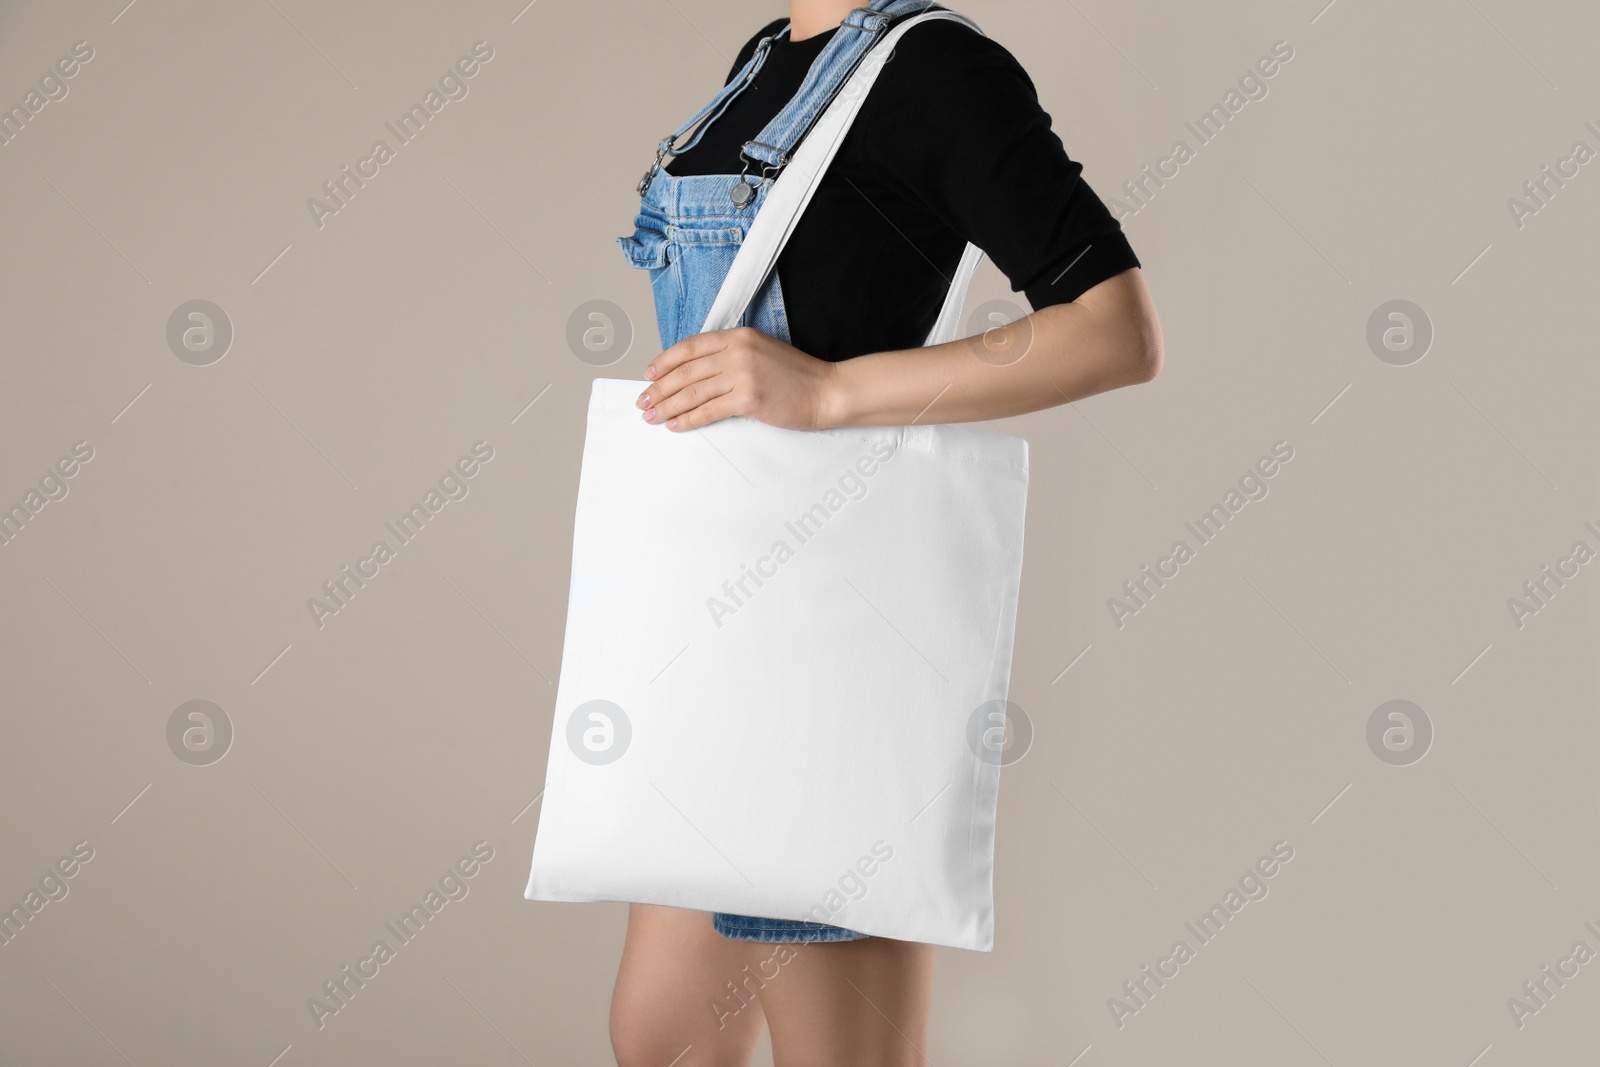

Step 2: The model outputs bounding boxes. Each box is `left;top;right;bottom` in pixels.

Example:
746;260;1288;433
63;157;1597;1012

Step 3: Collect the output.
738;0;936;171
700;8;987;348
634;27;786;195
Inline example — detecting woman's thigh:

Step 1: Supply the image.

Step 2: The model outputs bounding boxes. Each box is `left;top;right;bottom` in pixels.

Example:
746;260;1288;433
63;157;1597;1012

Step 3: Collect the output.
754;936;937;1067
610;903;767;1067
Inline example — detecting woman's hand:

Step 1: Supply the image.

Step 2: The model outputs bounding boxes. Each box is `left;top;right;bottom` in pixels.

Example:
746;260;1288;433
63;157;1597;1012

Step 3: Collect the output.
636;327;838;432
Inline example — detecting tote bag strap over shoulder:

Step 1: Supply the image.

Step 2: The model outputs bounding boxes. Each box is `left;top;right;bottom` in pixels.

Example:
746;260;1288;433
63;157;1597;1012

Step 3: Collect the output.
699;7;988;349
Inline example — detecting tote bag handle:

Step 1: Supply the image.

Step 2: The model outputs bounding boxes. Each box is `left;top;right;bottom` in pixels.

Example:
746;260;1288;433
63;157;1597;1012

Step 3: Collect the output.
698;9;987;349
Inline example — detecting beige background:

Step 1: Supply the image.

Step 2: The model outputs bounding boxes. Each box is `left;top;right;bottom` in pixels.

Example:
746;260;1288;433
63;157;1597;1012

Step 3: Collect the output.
2;0;1597;1063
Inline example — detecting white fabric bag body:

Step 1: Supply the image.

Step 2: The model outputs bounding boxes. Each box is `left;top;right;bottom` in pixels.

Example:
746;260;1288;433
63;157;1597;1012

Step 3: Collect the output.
525;7;1029;952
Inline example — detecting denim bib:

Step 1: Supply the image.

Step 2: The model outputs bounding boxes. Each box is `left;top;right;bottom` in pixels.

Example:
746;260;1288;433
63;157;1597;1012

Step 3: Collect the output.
619;0;982;353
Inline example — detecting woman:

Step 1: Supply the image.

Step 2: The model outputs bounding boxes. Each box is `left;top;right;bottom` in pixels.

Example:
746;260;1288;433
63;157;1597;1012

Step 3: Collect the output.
609;1;1162;1063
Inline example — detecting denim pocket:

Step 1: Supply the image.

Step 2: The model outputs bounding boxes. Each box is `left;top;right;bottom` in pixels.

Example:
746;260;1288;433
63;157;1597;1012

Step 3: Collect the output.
617;209;761;349
617;228;670;270
665;223;745;246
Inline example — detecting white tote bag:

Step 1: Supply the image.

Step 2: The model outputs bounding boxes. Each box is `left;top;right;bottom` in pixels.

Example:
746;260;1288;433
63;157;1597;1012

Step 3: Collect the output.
525;9;1027;952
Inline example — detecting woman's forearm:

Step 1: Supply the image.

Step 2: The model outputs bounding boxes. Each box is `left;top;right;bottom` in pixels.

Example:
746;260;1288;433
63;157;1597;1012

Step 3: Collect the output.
819;268;1163;428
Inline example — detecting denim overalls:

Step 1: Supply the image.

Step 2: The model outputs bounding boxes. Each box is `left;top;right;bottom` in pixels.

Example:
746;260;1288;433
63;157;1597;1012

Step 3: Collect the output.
619;0;969;356
617;0;966;945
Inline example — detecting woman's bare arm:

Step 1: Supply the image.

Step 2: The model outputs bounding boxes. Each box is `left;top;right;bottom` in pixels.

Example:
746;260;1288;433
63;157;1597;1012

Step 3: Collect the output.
636;267;1162;431
820;267;1161;427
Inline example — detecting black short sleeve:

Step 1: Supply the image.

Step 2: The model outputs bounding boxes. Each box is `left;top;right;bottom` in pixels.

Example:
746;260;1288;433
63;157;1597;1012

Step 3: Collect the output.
856;19;1139;308
652;13;1143;360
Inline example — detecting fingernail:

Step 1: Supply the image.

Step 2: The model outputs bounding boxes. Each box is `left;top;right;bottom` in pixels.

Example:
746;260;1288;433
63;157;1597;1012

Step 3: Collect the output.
666;418;679;430
643;408;658;423
646;366;658;380
637;391;650;408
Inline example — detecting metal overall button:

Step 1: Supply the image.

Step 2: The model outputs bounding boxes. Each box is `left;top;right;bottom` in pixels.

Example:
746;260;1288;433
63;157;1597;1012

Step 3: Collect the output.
730;146;786;207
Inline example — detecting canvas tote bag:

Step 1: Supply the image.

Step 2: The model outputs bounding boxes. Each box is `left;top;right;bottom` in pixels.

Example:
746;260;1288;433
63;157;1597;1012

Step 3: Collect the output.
525;8;1028;952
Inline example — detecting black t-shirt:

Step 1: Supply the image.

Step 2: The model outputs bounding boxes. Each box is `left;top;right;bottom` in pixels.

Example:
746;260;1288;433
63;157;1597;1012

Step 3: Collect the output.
662;13;1140;362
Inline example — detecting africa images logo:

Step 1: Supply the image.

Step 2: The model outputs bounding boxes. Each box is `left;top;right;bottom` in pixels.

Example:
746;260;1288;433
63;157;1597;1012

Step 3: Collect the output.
704;438;898;628
306;41;495;231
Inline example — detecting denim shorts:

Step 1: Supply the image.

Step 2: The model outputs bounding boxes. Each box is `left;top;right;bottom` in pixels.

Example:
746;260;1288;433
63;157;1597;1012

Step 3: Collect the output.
712;912;870;943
